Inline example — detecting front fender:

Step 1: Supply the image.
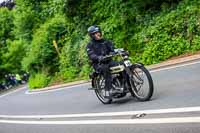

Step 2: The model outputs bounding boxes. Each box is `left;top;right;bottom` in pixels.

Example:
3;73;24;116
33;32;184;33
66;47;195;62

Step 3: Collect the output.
131;62;144;69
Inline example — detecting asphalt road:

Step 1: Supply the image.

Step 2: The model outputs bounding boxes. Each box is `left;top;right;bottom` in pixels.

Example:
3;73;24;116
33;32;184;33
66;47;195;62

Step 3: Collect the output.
0;60;200;133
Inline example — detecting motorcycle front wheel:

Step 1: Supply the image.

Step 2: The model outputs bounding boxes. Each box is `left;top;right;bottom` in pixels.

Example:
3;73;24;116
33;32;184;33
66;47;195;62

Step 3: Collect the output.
129;64;154;101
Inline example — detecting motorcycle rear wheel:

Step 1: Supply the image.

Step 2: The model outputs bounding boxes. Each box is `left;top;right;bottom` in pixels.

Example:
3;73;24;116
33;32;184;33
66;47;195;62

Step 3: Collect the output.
94;75;112;104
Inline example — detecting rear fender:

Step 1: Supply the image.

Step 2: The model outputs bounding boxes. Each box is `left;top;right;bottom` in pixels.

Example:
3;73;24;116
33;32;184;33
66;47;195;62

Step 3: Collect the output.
91;78;95;88
90;72;99;88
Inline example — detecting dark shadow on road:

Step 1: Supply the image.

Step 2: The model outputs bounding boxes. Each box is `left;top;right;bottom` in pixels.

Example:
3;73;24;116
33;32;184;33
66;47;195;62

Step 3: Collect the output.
112;96;134;104
112;93;158;104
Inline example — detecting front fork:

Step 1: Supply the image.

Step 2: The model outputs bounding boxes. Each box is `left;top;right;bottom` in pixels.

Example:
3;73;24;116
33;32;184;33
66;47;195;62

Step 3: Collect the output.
124;63;144;92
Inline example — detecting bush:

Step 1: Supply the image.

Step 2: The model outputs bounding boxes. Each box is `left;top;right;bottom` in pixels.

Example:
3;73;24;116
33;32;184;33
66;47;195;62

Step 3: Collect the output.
28;73;51;89
3;39;26;72
131;0;200;64
191;36;200;51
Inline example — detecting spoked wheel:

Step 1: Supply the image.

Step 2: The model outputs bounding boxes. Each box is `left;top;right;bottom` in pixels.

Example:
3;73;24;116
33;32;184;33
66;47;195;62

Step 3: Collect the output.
129;64;154;101
94;75;112;104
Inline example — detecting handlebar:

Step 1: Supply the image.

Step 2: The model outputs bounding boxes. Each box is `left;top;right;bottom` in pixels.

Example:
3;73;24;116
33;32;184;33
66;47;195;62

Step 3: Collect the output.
102;48;129;60
102;52;118;60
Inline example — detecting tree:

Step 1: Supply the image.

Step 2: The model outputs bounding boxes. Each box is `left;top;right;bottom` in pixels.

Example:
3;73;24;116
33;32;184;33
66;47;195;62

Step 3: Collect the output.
0;7;14;79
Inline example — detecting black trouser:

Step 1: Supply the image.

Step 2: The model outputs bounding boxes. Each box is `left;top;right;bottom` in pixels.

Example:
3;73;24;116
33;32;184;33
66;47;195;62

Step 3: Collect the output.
93;61;118;91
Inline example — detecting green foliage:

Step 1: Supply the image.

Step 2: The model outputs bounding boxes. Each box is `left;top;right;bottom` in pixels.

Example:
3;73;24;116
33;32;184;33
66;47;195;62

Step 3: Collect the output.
142;35;190;64
14;0;64;41
56;34;91;82
0;7;14;79
0;8;14;42
3;39;26;73
2;0;200;89
77;36;92;79
191;36;200;51
22;15;67;74
131;0;200;64
59;33;84;81
40;0;65;17
13;7;36;41
28;72;51;89
0;8;13;56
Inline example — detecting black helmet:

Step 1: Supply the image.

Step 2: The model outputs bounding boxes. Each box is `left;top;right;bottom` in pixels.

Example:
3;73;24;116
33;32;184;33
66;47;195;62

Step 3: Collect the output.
87;25;101;40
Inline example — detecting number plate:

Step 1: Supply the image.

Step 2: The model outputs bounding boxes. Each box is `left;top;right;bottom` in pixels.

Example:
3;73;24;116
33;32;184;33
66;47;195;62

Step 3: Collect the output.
124;60;132;67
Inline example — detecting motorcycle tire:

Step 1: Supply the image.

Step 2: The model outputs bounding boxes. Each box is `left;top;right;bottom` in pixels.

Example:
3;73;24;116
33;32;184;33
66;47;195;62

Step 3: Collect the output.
129;64;154;101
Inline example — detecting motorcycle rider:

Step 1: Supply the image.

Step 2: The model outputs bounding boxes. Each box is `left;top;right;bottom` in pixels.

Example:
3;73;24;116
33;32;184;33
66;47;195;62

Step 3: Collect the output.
86;25;119;98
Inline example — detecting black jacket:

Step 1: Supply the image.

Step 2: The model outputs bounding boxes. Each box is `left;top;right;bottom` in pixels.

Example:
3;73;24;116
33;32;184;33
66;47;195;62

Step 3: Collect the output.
86;39;115;64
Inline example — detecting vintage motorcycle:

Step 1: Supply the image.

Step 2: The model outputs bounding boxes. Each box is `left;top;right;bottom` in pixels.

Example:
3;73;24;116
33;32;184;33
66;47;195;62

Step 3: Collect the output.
89;48;154;104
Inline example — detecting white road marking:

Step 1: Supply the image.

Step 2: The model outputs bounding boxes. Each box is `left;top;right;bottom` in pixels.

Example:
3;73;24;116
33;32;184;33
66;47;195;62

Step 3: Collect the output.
0;106;200;119
0;117;200;125
0;86;27;98
150;60;200;73
0;61;200;125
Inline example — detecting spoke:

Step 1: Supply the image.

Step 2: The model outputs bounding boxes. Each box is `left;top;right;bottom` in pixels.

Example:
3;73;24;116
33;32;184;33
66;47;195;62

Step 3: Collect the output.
134;70;144;84
130;67;149;98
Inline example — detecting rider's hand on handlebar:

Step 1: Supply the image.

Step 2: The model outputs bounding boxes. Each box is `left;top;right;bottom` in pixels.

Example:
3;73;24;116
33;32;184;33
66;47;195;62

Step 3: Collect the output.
109;52;116;55
98;55;112;63
123;51;129;56
98;56;104;62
